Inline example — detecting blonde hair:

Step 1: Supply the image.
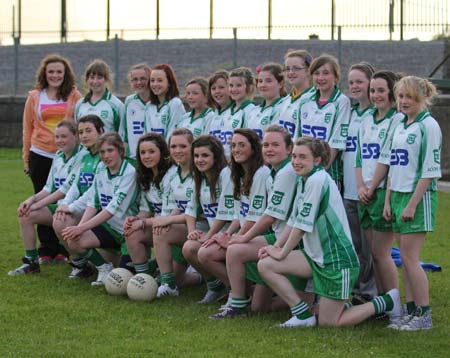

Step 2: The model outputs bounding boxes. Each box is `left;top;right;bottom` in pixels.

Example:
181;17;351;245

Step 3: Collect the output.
394;76;437;110
284;49;313;68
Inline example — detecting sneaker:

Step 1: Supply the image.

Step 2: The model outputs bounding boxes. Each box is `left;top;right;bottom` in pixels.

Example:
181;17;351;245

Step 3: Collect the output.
38;256;53;265
197;288;228;304
278;315;317;328
8;257;40;276
157;283;179;298
210;307;247;319
386;288;402;322
91;262;114;286
53;254;68;264
219;295;232;311
399;309;433;331
68;262;96;279
387;314;413;329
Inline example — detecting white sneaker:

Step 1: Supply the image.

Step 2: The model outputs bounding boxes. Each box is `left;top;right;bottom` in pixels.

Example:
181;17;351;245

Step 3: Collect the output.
197;288;228;304
219;294;232;311
157;283;179;298
399;309;433;331
386;288;402;321
278;315;317;328
91;262;113;286
387;314;413;329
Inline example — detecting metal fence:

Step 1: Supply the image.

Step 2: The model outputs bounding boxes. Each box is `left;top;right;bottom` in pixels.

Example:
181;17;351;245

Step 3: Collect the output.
0;0;449;45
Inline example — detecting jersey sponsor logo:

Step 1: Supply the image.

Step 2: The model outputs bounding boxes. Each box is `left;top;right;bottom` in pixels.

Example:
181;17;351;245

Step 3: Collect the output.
151;202;162;214
433;149;440;164
324;113;332;124
54;177;66;189
209;129;221;139
240;202;249;216
132;121;144;135
361;143;381;159
252;195;264;209
279;119;296;137
406;134;416;144
390;148;409;166
202;203;218;218
220;131;234;145
79;172;95;187
176;199;189;212
252;128;263;140
100;193;113;208
301;125;327;140
150;127;165;137
100;110;108;119
271;191;284;205
300;202;312;217
224;195;234;209
345;136;357;152
378;129;386;139
340;124;349;137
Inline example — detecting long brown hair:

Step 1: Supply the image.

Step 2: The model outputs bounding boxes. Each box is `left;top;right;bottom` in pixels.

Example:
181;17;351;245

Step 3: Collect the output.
149;64;180;105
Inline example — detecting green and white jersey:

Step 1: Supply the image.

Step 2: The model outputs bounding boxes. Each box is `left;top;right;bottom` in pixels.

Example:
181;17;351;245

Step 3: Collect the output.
379;111;442;193
140;166;177;217
176;108;214;139
288;167;359;269
221;100;256;158
185;167;229;227
234;166;271;226
277;87;316;140
265;158;297;236
204;103;234;141
75;90;124;133
43;145;85;194
144;97;185;140
216;167;235;221
87;159;139;234
166;166;194;213
121;93;149;159
355;108;403;190
245;97;285;140
342;104;374;200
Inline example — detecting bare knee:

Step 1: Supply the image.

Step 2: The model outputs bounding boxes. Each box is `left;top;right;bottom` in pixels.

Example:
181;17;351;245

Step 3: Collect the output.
182;241;198;261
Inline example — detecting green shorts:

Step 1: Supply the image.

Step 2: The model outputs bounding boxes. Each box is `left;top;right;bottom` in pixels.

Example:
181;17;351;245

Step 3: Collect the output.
47;203;58;214
245;233;308;291
390;190;437;234
303;250;359;300
171;244;188;266
359;188;392;232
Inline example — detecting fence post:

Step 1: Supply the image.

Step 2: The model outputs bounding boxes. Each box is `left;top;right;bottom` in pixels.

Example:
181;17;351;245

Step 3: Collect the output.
114;34;119;93
233;28;237;67
337;26;342;70
400;0;404;40
14;37;19;95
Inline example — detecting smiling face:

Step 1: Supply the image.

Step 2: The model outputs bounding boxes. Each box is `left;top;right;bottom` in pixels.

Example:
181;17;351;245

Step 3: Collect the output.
231;133;253;165
87;73;106;97
78;122;101;149
130;68;150;97
262;131;291;168
150;69;169;100
312;63;336;95
55;126;77;155
229;76;249;104
100;143;122;173
210;77;230;107
370;77;392;113
138;140;161;171
193;146;215;173
45;62;65;90
292;144;321;178
284;56;309;90
185;83;208;111
348;69;370;103
257;70;283;103
170;134;191;166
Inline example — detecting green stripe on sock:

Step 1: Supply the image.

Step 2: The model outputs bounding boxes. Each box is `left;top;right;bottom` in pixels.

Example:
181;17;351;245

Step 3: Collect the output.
206;278;224;292
161;272;176;289
291;300;313;320
231;297;250;309
134;261;149;274
85;249;106;266
25;249;38;260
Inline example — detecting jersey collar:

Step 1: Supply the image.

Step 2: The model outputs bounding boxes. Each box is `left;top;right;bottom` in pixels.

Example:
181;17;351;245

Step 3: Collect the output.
231;99;254;115
313;87;340;108
190;108;211;123
217;102;234;115
107;158;128;179
402;111;429;128
270;156;291;178
372;107;397;124
291;86;313;102
352;103;373;116
260;96;283;112
177;165;192;183
85;89;111;105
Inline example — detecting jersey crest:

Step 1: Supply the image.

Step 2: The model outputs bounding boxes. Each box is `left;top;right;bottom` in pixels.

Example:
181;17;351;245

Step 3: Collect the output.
324;113;332;123
101;110;108;119
271;191;284;205
300;202;312;217
407;133;416;144
252;195;264;209
340;124;349;137
378;129;386;139
433;149;440;164
224;195;234;209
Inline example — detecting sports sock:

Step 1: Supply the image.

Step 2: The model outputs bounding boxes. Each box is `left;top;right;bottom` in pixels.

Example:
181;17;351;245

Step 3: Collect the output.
160;272;176;289
134;261;150;274
406;301;416;315
230;297;250;310
25;249;39;261
72;255;87;267
371;293;394;314
415;305;430;316
344;301;353;310
206;277;225;292
291;300;313;320
148;258;158;275
85;248;106;267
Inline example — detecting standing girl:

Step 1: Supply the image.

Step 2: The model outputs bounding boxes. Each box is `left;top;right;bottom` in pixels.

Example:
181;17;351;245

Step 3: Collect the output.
145;64;185;140
246;63;286;140
75;59;124;133
121;63;151;159
176;78;215;139
257;137;402;327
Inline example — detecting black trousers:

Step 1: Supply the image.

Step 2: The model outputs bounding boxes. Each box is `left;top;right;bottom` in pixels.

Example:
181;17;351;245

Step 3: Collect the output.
28;151;68;258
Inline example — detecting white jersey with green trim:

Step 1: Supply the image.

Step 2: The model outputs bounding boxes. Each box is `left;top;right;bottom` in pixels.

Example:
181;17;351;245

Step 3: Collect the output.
185;166;229;227
140;166;177;217
121;94;149;159
221;101;256;158
144;97;185;140
298;87;351;149
379;111;442;192
355;108;403;190
288;167;359;269
234;166;271;226
265;159;298;236
75;90;124;133
277;87;316;140
245;97;285;140
166;166;194;213
43;146;85;195
204;104;233;141
176;108;214;139
216;167;235;221
342;104;374;200
87;159;139;234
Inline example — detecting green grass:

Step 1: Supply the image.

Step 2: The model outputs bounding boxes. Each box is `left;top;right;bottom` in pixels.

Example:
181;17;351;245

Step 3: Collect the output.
1;148;449;358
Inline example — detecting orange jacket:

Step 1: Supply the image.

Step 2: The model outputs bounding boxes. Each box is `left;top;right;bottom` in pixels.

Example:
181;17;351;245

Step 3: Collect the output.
22;87;81;171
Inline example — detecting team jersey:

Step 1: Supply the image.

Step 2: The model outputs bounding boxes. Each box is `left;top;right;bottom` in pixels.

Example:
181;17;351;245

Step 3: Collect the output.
215;167;235;221
144;97;185;140
264;158;298;236
204;103;234;141
120;94;150;159
75;90;124;133
185;166;230;227
220;100;256;158
277;87;316;139
234;166;271;226
342;104;374;200
245;97;285;140
139;166;177;217
42;145;85;194
87;159;139;234
176;108;214;139
355;108;403;190
379;111;442;193
165;166;194;213
288;166;359;269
